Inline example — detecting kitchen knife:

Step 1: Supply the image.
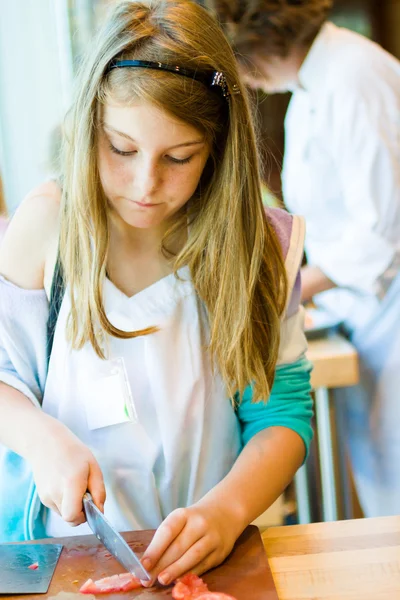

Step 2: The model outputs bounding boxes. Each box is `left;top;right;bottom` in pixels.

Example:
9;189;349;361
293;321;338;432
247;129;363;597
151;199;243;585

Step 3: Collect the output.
83;492;151;581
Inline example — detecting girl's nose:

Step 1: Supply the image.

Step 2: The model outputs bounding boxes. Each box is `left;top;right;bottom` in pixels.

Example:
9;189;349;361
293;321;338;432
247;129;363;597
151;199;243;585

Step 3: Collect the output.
135;158;159;198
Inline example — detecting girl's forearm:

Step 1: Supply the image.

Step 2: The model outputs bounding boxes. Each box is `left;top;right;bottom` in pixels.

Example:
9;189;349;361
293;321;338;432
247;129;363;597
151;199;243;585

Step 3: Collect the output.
0;382;56;459
197;427;305;534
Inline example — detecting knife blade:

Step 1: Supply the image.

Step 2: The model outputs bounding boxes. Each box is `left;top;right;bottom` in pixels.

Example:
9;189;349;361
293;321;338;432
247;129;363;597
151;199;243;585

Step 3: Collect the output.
83;492;151;581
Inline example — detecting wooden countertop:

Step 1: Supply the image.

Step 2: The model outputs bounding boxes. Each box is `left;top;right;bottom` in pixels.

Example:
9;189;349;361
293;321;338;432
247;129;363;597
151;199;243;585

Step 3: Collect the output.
306;333;359;389
262;515;400;599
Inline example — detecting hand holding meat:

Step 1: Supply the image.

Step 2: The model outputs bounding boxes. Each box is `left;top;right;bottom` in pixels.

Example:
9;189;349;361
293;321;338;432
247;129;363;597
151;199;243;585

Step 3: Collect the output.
141;501;241;586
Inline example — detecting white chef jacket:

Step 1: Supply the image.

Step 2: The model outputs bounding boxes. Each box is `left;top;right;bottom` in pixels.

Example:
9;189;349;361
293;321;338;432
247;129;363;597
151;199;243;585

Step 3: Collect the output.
282;22;400;517
283;22;400;330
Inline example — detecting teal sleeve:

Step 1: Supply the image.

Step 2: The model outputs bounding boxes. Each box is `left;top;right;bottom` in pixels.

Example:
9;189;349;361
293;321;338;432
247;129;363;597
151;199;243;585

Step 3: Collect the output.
236;356;314;461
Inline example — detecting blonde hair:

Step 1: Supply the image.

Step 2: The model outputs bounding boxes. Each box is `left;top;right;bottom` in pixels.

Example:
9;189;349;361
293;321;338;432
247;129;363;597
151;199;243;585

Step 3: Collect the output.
206;0;333;58
60;0;287;402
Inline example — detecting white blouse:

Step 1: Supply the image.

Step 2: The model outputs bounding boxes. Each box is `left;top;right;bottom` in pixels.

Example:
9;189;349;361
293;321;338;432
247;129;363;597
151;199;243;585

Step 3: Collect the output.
283;22;400;326
42;214;307;537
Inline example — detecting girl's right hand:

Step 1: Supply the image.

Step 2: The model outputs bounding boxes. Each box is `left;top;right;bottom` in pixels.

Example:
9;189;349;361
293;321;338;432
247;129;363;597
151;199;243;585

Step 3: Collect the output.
28;416;106;526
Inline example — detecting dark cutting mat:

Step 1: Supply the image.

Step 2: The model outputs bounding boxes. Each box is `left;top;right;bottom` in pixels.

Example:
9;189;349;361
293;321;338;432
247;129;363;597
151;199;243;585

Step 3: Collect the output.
0;543;63;594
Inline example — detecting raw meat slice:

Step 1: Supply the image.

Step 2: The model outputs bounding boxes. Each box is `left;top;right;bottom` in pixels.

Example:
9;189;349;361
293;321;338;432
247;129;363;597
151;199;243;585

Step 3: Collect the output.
196;594;238;599
79;573;142;594
172;573;208;599
172;574;237;600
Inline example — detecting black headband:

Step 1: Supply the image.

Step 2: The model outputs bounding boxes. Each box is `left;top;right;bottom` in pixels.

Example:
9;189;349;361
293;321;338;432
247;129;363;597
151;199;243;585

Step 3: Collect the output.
107;59;240;100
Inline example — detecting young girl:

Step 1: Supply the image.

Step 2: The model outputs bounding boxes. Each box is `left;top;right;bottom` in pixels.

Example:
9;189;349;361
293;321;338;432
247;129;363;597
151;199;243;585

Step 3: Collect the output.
0;0;312;586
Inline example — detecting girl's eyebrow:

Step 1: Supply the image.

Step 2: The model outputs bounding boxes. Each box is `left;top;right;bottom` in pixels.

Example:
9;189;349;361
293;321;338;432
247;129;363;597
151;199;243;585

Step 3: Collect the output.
102;123;205;149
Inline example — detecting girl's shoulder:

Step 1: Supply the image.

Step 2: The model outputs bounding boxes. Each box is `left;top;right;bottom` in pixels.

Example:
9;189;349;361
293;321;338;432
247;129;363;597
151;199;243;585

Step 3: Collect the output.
0;180;61;291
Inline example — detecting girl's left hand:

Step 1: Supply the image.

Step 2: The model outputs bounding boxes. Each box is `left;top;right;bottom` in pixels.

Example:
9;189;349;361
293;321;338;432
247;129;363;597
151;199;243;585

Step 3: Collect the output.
140;502;242;586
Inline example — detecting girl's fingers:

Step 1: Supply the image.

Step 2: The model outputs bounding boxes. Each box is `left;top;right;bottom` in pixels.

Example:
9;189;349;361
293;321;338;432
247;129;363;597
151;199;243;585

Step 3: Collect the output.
150;523;206;581
61;474;89;526
142;508;188;572
40;494;61;516
189;553;219;577
87;460;106;512
157;539;214;586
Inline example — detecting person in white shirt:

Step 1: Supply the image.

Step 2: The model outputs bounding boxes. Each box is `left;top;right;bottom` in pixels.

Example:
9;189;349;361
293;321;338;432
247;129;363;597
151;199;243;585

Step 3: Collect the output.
208;0;400;517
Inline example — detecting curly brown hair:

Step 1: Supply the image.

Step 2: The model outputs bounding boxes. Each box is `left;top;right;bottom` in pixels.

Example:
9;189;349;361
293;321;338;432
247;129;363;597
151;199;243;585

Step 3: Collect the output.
205;0;333;58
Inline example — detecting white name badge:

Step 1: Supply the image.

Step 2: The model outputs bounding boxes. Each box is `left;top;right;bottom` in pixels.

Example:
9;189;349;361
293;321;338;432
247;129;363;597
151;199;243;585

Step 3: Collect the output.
83;357;138;431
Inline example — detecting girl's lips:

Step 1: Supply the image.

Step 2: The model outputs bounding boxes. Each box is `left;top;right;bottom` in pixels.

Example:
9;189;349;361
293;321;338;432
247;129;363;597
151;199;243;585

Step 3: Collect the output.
131;200;159;208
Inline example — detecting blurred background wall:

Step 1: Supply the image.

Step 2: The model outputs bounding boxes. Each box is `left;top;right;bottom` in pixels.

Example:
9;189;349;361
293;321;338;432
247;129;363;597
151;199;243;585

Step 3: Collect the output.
0;0;74;211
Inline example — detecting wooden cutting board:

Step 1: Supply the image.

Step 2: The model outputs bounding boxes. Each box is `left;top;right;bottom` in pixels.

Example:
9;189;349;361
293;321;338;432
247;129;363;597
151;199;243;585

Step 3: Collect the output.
4;525;278;599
